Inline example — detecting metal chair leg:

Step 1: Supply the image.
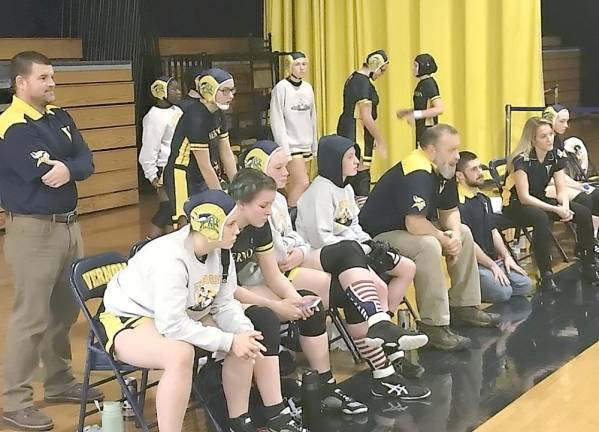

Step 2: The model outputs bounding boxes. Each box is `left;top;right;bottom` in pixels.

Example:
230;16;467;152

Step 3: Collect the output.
136;370;149;429
550;232;570;262
327;308;362;364
500;231;519;261
402;298;419;323
112;368;150;432
78;346;92;432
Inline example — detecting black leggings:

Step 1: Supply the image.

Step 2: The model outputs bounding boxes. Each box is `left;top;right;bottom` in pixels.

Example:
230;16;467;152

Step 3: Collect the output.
573;188;599;218
503;199;594;273
151;200;173;228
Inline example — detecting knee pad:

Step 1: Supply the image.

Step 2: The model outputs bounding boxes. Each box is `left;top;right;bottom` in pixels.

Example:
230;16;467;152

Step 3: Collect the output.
365;239;402;275
245;306;280;356
320;240;369;275
151;201;173;228
296;290;326;337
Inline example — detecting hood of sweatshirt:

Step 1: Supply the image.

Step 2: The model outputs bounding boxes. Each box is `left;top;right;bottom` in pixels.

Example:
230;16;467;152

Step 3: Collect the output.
317;134;357;188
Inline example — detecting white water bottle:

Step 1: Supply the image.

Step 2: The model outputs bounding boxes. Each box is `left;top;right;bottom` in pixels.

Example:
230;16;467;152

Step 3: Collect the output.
101;402;124;432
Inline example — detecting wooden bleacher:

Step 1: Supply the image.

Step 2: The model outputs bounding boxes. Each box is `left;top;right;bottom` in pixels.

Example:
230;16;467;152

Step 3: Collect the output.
542;36;580;107
158;37;265;56
0;38;138;229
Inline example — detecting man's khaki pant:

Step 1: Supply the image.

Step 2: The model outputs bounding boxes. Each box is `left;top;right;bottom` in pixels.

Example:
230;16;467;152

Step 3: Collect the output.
3;215;83;411
375;224;481;326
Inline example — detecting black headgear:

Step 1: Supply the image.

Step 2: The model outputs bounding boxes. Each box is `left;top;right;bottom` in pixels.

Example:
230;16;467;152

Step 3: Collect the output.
414;53;437;77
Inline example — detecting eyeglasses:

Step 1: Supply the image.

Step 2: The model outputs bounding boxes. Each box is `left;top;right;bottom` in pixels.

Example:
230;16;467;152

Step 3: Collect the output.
218;87;236;96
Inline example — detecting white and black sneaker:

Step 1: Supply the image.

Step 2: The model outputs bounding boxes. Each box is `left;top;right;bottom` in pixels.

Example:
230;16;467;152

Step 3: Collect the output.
266;407;307;432
366;314;429;351
322;388;368;415
371;366;431;400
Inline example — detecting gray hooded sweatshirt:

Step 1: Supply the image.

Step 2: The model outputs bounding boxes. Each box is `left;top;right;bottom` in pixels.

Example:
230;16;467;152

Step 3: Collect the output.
296;134;371;251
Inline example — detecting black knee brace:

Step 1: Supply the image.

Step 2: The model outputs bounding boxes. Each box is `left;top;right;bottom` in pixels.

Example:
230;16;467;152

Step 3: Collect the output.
295;290;326;337
320;240;369;275
364;239;402;275
245;306;280;356
151;201;173;228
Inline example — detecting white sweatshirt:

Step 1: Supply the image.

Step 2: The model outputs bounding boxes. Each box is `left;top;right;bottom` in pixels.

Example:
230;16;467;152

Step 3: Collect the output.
296;176;372;251
139;105;183;182
103;226;253;353
269;192;311;262
240;192;312;285
269;79;318;157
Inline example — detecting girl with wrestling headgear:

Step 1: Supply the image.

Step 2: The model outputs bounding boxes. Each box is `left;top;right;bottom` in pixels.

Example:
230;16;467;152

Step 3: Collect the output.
139;76;182;238
337;49;390;205
162;68;238;228
397;53;444;148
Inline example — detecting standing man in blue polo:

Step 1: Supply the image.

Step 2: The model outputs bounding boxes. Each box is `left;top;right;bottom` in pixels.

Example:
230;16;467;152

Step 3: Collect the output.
0;51;100;431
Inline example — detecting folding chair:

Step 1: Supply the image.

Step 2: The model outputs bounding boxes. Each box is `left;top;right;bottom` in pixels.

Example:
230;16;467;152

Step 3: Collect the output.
326;307;362;364
487;158;570;263
70;252;227;432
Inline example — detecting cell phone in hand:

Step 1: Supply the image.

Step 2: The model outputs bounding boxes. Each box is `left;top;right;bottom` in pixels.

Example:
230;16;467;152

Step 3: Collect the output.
303;298;321;310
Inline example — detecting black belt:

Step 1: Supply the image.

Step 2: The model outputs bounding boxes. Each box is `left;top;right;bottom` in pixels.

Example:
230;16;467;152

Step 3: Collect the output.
8;211;78;224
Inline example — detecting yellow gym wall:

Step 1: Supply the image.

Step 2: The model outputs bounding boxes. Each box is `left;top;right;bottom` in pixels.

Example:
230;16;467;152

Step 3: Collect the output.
266;0;544;179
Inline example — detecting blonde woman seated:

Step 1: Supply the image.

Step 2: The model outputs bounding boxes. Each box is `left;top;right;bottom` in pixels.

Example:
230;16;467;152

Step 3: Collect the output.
502;117;599;292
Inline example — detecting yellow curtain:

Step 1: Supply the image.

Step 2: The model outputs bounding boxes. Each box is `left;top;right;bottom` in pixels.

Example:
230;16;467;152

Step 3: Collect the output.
265;0;544;180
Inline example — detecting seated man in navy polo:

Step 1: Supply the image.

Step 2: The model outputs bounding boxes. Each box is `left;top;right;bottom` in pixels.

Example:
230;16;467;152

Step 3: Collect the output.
455;151;532;303
360;124;500;351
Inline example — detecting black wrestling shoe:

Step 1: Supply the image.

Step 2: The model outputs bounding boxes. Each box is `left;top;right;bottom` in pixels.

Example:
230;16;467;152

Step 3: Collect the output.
366;317;428;351
322;388;368;415
229;414;256;432
371;369;431;400
266;407;307;432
